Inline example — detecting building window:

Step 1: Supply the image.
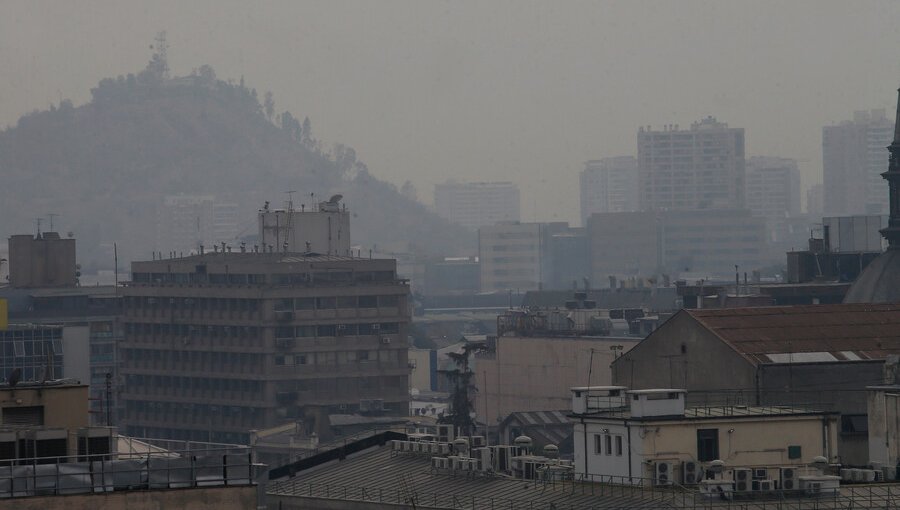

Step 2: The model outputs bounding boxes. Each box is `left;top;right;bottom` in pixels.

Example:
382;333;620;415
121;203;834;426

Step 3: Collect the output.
605;435;612;456
788;445;802;459
615;435;623;456
697;429;719;462
593;434;602;454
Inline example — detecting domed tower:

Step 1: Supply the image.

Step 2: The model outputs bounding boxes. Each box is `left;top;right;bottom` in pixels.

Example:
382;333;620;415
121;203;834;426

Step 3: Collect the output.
844;87;900;303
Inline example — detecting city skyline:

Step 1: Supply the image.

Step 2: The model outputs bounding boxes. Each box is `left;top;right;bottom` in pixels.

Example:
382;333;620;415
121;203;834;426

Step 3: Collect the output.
2;1;900;226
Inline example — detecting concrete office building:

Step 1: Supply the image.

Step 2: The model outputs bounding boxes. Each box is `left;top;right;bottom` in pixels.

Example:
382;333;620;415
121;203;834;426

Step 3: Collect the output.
120;252;410;444
478;222;569;292
434;181;520;230
637;117;745;211
156;194;240;256
746;156;802;243
823;109;893;216
587;209;767;279
3;234;122;425
258;195;351;255
580;157;638;223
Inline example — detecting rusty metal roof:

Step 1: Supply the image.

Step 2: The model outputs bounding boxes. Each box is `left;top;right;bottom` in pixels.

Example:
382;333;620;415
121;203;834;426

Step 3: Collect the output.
686;304;900;365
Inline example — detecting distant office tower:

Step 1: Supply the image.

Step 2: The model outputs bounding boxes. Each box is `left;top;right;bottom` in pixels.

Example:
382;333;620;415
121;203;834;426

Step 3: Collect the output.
477;222;571;292
823;109;893;216
587;210;767;279
745;157;801;242
7;232;77;288
434;181;520;230
579;157;638;223
258;195;351;255
156;195;240;255
806;183;825;216
637;117;745;211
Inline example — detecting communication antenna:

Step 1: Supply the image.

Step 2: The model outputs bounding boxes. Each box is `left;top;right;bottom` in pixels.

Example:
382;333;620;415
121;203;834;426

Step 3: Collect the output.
35;218;43;237
48;213;59;232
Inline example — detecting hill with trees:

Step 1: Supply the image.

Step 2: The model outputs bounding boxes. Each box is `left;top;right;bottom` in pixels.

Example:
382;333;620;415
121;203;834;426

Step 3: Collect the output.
0;43;473;270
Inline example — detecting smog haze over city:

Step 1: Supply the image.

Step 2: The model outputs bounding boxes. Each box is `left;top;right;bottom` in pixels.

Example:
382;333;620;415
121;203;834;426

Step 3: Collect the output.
2;0;900;229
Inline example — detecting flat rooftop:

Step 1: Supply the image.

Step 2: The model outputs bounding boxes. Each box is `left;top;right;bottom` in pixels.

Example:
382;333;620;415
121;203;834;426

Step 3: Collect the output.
268;444;674;509
579;405;834;421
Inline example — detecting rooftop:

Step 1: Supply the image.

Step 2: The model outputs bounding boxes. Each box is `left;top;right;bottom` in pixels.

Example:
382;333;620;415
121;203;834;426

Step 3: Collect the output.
579;404;833;421
684;303;900;364
268;442;675;509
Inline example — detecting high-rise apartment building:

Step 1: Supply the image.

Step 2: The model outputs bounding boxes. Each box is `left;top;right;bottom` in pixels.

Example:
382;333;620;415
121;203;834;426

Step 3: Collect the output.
434;181;520;230
745;156;801;242
579;157;638;223
119;252;410;444
637;117;745;211
823;109;893;216
806;183;825;216
156;195;240;255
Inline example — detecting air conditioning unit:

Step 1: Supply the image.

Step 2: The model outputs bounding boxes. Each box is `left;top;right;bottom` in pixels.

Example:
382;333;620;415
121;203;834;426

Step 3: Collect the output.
450;456;463;471
757;480;775;492
861;469;876;482
884;465;897;481
437;443;451;455
438;424;455;443
779;467;797;491
799;475;840;495
874;470;885;482
493;446;511;472
432;457;447;469
471;436;486;448
734;468;752;492
380;336;391;344
682;461;701;485
851;469;863;482
840;469;852;482
655;462;673;486
753;468;768;480
390;440;401;451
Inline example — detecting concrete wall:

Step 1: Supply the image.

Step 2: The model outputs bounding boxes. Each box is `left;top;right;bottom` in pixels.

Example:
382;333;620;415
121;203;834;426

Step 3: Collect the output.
474;335;639;424
0;384;89;430
8;234;76;288
759;361;885;466
868;388;900;467
62;326;91;385
0;486;257;510
611;312;757;405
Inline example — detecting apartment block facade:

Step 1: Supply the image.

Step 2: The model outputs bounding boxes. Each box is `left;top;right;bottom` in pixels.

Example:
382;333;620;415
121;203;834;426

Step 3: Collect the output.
579;157;638;223
120;252;410;444
823;109;893;216
637;117;745;211
434;181;520;230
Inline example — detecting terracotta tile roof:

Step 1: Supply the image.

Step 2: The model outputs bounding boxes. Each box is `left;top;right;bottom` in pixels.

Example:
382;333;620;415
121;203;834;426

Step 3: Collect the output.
685;304;900;365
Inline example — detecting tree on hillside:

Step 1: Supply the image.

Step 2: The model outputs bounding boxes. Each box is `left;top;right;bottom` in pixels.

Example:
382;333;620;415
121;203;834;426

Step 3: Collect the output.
264;91;275;122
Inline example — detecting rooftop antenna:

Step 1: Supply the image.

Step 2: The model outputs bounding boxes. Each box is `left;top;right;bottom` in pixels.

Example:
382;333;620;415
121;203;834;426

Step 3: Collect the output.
35;218;43;237
285;190;297;211
47;213;59;232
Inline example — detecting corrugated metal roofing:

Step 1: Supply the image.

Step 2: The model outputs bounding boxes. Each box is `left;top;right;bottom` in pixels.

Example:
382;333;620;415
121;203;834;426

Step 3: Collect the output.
686;304;900;365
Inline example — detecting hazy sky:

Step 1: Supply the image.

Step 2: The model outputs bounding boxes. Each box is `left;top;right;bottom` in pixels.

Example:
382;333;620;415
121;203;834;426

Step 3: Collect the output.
2;0;900;225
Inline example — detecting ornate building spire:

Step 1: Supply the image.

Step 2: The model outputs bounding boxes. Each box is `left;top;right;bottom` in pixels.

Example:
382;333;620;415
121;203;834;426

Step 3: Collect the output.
881;87;900;248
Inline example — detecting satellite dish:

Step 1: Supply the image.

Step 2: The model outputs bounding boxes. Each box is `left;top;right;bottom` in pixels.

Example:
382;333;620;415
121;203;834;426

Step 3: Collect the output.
7;368;21;387
328;194;343;204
